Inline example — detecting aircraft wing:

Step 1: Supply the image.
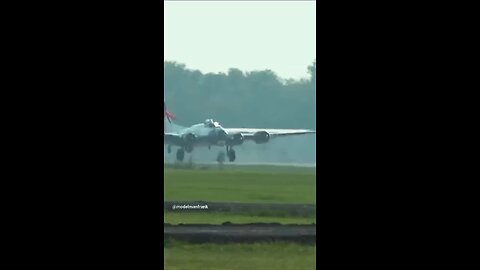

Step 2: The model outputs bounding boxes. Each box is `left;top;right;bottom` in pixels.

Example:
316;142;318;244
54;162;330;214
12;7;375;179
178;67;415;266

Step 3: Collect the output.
164;133;183;146
224;128;315;140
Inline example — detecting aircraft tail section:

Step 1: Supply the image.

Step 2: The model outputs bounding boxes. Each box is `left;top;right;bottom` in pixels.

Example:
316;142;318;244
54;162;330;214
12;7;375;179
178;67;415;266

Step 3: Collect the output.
164;101;176;132
164;102;176;123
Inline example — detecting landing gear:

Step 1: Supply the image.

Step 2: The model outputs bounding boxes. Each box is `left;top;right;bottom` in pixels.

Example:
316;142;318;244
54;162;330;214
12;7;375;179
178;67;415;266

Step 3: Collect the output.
185;144;194;153
226;145;236;162
215;146;236;164
176;148;184;162
216;151;226;163
228;149;236;162
167;145;171;153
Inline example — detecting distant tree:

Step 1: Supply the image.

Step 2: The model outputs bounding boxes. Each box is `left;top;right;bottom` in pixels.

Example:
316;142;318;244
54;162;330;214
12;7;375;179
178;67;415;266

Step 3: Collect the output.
307;59;316;85
164;61;316;129
228;68;244;80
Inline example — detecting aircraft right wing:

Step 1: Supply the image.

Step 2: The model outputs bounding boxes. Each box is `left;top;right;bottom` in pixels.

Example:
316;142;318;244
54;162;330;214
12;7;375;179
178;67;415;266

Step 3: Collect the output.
224;128;315;143
225;128;315;136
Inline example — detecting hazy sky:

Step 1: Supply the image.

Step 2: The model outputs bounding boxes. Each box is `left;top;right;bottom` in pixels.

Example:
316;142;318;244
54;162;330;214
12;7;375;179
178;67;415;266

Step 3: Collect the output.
164;1;316;80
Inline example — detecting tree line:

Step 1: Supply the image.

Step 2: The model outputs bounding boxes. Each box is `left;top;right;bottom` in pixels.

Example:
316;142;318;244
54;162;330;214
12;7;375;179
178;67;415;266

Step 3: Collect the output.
164;60;316;130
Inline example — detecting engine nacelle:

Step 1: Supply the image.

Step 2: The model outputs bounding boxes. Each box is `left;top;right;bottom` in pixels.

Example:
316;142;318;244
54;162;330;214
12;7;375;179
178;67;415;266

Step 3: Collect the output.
183;133;196;143
228;133;245;145
253;131;270;144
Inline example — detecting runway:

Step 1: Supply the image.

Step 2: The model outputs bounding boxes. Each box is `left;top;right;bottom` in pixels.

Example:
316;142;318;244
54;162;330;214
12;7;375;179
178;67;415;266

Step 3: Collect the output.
165;161;316;167
200;162;316;167
164;223;316;244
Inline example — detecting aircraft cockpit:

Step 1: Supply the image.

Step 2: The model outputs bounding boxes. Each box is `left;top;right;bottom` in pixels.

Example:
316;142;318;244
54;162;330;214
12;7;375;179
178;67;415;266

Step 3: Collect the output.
204;119;220;128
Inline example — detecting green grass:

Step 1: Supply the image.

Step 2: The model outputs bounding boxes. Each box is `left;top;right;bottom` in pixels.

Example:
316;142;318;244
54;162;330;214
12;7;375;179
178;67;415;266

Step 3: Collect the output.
164;241;316;270
164;168;316;204
164;212;316;225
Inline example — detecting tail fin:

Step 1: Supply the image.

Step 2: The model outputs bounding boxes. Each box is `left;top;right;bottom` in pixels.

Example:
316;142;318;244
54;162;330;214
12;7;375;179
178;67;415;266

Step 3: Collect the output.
164;102;176;123
164;102;176;133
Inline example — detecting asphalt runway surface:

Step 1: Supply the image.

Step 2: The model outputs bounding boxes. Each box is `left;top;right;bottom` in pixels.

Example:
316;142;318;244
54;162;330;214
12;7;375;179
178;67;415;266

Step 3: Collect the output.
165;161;316;167
204;162;314;167
165;201;316;216
164;223;316;244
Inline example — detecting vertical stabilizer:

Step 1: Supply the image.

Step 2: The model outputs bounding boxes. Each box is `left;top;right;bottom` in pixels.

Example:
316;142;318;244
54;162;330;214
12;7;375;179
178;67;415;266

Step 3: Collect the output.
164;101;176;132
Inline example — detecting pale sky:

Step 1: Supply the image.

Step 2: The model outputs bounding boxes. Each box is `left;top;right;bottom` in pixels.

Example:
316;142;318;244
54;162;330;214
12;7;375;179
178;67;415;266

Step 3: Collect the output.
164;1;316;80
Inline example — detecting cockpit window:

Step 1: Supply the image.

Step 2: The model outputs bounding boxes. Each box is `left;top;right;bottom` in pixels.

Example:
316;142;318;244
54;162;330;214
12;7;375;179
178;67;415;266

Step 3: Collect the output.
204;119;218;128
205;119;213;127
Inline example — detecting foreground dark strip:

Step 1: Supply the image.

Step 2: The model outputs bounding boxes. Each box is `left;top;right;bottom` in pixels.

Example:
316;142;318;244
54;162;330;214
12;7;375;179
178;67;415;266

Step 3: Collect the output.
164;223;316;244
165;201;316;216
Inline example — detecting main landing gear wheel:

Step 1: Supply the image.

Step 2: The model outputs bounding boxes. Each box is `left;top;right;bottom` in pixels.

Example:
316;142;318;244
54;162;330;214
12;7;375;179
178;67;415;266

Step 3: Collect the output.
176;149;185;162
216;151;226;164
226;146;236;162
185;144;194;153
228;149;236;162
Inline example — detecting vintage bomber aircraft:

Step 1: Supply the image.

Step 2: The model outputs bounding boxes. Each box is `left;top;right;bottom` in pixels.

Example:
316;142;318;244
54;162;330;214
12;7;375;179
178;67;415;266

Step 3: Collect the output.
164;103;315;162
